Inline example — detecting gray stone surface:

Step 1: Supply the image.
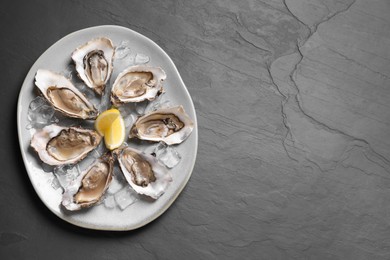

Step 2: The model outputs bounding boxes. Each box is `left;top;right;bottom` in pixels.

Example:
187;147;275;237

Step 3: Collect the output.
1;0;390;259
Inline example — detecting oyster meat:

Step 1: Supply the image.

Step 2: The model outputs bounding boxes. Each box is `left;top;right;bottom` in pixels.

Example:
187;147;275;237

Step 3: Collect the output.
111;65;166;105
31;124;102;166
117;147;172;199
35;69;98;119
72;37;115;95
62;153;114;211
130;106;194;145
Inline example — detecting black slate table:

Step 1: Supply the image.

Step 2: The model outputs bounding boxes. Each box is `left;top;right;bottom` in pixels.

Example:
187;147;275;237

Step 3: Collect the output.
2;0;390;259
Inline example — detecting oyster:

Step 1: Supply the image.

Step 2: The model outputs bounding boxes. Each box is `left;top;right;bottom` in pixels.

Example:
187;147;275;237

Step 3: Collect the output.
117;147;172;199
31;124;102;166
129;106;194;145
72;37;115;95
111;65;166;105
62;153;114;211
35;69;98;119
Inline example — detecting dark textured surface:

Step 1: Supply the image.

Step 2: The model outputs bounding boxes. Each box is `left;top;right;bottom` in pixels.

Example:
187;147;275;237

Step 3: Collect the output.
1;0;390;259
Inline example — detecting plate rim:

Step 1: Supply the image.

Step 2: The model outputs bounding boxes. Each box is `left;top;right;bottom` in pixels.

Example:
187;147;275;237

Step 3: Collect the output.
17;25;198;231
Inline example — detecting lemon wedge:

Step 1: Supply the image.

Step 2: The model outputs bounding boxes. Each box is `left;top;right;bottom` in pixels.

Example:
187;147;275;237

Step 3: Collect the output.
94;108;125;150
94;108;120;135
104;115;125;150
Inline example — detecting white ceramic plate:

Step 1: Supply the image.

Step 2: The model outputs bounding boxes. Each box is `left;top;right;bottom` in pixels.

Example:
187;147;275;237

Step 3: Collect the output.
17;25;198;230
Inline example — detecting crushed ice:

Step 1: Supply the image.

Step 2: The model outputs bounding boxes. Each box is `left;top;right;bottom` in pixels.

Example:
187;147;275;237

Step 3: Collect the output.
32;40;179;211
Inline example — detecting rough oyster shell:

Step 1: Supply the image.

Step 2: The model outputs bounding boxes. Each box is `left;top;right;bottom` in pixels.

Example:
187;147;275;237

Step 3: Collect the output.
35;69;98;119
111;65;166;105
117;147;172;199
62;153;114;211
129;106;194;145
31;124;102;166
72;37;115;95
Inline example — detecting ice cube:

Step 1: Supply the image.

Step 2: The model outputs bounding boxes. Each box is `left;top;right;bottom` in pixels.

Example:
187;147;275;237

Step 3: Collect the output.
96;95;111;112
135;100;149;115
53;165;80;189
36;106;55;124
28;96;46;111
115;41;131;60
75;83;86;91
27;96;58;128
146;99;172;113
93;143;106;158
62;197;71;207
158;100;172;109
76;154;97;173
62;64;75;79
124;116;133;128
143;144;157;155
51;176;61;190
123;53;136;66
75;83;95;100
135;53;150;64
124;113;137;128
118;104;132;117
107;169;126;195
153;142;167;156
114;187;138;210
154;142;182;168
104;195;116;209
145;97;161;113
41;163;54;173
31;105;57;126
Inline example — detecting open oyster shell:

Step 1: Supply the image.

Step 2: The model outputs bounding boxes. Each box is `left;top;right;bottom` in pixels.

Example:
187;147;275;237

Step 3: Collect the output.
111;65;166;105
72;37;115;95
117;147;172;199
62;153;114;211
35;69;98;119
129;106;194;145
31;124;102;166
